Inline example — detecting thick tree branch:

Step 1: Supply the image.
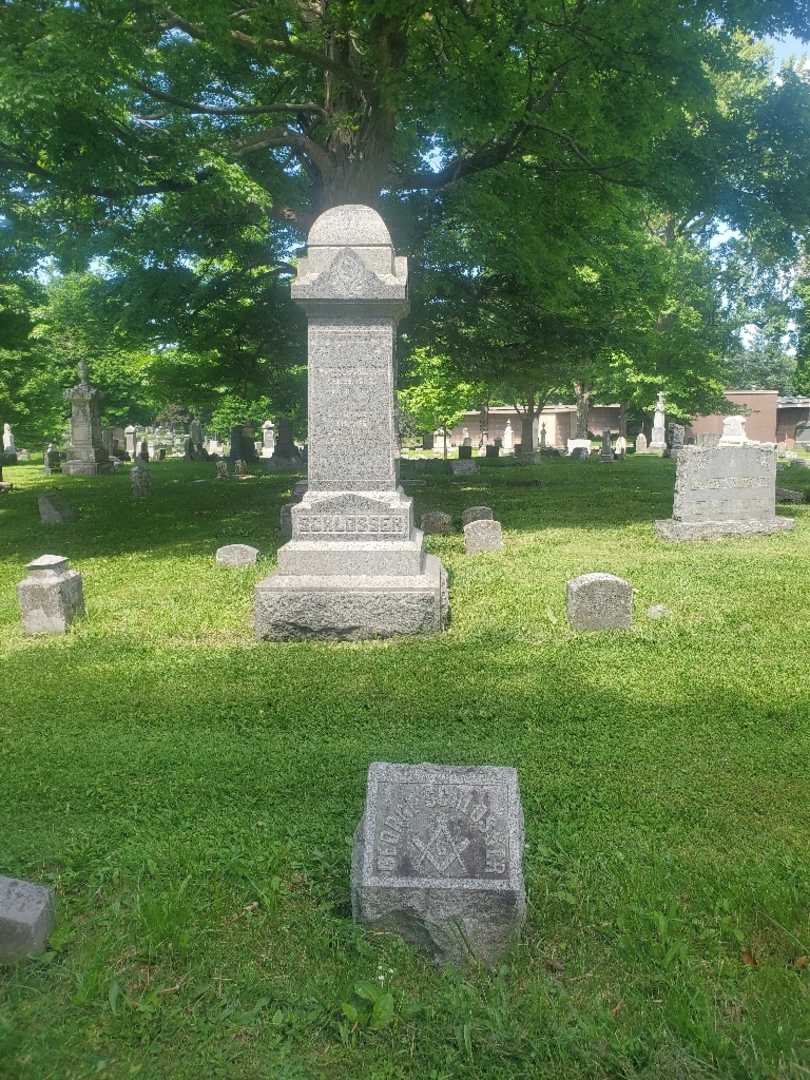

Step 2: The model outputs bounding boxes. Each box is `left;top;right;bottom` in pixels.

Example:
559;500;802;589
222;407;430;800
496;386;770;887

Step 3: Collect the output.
133;80;326;117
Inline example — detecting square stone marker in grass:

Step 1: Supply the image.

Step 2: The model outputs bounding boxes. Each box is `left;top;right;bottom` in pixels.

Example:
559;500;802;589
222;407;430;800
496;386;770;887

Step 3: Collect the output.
17;555;85;635
352;762;525;966
566;572;632;631
0;875;56;961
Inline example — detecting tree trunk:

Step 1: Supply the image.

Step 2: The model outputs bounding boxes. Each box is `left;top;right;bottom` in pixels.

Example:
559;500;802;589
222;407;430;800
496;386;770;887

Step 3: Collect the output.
574;382;592;438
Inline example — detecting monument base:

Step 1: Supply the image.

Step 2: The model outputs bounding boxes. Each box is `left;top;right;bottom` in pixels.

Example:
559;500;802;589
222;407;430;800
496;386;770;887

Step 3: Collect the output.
255;553;448;641
654;517;795;541
62;460;113;477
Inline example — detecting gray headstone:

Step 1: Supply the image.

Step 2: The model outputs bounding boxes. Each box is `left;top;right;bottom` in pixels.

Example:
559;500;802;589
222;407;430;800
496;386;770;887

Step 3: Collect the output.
566;572;632;631
450;459;480;477
571;446;589;461
655;444;794;540
131;464;151;497
17;554;85;635
351;762;525;966
635;432;648;453
776;487;805;503
421;511;453;535
485;444;500;459
255;205;447;640
38;493;76;524
463;519;503;554
599;429;614;462
461;505;494;527
0;875;56;961
458;444;473;460
215;544;259;567
216;461;229;480
279;502;294;540
62;363;112;476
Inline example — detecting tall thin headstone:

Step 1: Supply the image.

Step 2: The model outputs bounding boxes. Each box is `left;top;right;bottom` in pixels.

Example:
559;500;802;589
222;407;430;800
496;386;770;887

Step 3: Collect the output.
649;391;667;452
62;362;112;476
502;420;514;453
2;423;17;464
255;204;448;639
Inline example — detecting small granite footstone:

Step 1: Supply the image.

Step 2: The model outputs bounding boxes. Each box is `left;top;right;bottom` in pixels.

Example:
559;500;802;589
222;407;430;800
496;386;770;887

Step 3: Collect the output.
461;505;493;527
646;604;671;620
421;511;452;535
566;573;632;631
38;493;76;524
463;519;503;554
351;762;525;966
0;875;56;961
17;554;85;635
215;544;259;567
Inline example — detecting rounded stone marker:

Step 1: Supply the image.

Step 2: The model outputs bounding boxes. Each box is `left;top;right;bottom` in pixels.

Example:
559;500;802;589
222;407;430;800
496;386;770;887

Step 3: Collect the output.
566;572;632;631
421;511;452;535
463;519;503;554
0;875;56;961
461;505;494;527
215;544;259;567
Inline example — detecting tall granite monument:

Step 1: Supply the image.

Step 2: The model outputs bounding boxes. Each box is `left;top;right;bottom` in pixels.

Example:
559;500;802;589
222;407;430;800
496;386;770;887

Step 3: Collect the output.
649;391;667;452
255;205;448;640
63;362;112;476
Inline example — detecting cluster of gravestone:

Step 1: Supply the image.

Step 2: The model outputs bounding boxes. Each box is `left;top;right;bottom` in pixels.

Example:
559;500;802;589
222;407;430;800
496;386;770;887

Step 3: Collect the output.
421;506;503;554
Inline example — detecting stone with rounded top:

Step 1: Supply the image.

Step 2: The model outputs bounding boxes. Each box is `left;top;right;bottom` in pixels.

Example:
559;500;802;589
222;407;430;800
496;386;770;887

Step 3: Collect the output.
216;543;259;568
461;505;494;527
0;875;56;961
421;511;452;535
17;554;84;634
351;761;526;967
566;572;632;631
464;519;503;554
307;204;392;247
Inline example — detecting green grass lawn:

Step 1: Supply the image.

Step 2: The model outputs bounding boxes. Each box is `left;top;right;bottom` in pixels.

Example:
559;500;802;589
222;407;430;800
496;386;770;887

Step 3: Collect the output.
1;455;809;1080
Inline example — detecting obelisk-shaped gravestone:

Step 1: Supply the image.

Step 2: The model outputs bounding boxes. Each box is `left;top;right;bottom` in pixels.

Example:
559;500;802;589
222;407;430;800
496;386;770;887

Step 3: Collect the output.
255;205;448;640
63;362;112;476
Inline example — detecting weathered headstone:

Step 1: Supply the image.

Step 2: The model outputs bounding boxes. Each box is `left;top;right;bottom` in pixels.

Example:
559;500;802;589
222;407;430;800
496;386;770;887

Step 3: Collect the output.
2;422;17;464
265;416;302;470
131;463;151;497
458;444;473;460
566;573;632;630
502;420;514;453
463;519;503;554
461;505;493;527
655;444;794;540
450;459;479;477
0;875;56;961
38;493;76;524
279;502;295;540
567;438;592;457
215;460;229;480
649;390;667;451
124;425;138;458
669;423;686;458
182;436;194;461
138;439;150;462
351;762;525;966
42;445;62;476
255;205;448;640
599;429;614;462
62;362;112;476
485;444;500;459
260;420;275;458
421;511;453;535
234;458;248;478
717;415;749;447
215;543;259;567
776;486;805;503
17;555;85;635
614;435;627;457
635;432;648;454
570;446;589;461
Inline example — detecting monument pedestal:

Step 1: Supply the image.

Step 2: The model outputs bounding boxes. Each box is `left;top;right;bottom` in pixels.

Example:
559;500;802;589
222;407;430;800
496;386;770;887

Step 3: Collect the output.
255;205;448;641
63;363;112;476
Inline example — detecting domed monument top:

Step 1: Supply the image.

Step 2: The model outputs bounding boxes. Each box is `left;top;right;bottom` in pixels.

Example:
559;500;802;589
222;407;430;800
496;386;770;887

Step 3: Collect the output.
308;204;392;248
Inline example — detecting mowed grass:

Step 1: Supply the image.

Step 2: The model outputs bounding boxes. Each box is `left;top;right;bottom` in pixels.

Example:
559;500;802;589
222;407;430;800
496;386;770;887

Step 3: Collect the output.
1;454;810;1080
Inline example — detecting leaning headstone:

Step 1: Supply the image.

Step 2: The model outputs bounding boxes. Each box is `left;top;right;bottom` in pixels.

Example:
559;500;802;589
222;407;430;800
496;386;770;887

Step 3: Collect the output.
215;544;259;568
461;505;494;527
464;519;503;554
655;444;794;540
255;204;447;640
599;429;614;462
17;555;85;635
421;511;452;535
62;362;112;476
566;573;633;631
450;459;479;477
38;493;76;524
0;875;56;961
649;391;667;452
351;762;526;966
131;464;151;498
635;432;648;454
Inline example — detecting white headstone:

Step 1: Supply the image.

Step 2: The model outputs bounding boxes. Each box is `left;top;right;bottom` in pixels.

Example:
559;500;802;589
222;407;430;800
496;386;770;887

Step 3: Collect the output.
649;391;666;450
502;420;514;452
717;415;749;447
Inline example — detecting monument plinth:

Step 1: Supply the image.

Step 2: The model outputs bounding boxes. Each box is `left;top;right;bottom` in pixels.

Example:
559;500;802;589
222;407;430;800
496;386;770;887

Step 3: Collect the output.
62;362;112;476
255;205;448;640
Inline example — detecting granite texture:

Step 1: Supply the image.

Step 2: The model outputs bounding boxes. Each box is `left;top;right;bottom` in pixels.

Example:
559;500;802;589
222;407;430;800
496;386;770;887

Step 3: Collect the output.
17;554;84;635
570;447;589;460
776;487;805;503
421;511;452;535
63;367;112;476
351;762;525;966
0;875;56;961
216;544;259;567
255;204;447;640
463;520;503;554
566;572;632;631
599;430;614;461
449;460;479;477
461;506;493;527
655;444;795;541
38;493;76;524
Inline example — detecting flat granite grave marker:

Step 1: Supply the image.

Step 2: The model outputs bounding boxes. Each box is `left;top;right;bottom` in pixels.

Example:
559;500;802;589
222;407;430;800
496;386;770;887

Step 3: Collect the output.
567;573;633;631
655;444;794;540
255;205;447;640
0;875;56;961
38;493;76;524
449;459;479;478
17;555;84;635
352;762;525;966
216;544;259;567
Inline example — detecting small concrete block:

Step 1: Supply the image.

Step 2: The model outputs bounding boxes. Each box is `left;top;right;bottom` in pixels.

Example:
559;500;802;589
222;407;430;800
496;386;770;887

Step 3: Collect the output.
0;875;56;961
17;554;85;635
566;572;632;631
461;505;493;527
215;543;259;567
450;460;480;478
421;511;452;535
38;493;76;524
352;762;525;966
463;519;503;554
